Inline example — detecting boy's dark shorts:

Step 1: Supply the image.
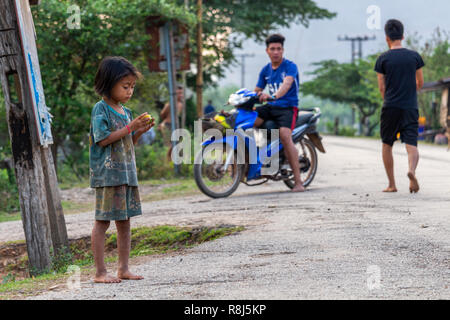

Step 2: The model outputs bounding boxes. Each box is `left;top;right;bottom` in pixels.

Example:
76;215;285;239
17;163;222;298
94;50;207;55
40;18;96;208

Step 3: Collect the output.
256;105;298;130
380;107;419;147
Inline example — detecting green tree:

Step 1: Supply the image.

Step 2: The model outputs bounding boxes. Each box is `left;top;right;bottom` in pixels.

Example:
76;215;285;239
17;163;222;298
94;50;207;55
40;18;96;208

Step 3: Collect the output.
7;0;334;182
31;0;194;177
302;55;383;136
186;0;336;86
407;29;450;130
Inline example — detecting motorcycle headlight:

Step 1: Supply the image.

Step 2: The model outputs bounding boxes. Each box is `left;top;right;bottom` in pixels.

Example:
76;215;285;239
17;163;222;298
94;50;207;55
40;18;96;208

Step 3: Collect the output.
228;93;250;106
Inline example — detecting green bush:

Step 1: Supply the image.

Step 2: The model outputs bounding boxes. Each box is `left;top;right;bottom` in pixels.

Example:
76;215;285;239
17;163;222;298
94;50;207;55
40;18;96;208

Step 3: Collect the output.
135;133;193;180
339;126;357;137
324;121;356;137
57;148;90;185
0;169;19;213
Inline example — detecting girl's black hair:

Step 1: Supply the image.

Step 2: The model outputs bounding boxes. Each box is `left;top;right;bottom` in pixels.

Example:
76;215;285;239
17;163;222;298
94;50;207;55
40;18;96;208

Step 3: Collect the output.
94;56;142;98
385;19;404;41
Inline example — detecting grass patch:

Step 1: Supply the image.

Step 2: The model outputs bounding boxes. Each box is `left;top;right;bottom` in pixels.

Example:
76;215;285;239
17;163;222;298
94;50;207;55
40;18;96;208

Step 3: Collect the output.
0;178;200;223
0;211;21;223
58;178;90;190
0;272;70;300
61;201;94;215
140;178;200;202
0;224;244;299
0;201;95;223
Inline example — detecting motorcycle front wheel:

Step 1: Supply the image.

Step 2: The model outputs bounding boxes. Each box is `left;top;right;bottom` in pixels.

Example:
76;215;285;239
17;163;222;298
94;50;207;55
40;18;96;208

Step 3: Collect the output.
283;138;318;189
194;143;244;198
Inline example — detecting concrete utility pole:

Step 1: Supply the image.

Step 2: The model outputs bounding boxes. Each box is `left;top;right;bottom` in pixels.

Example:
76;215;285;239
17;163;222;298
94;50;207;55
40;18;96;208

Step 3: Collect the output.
181;0;189;129
338;35;376;63
338;35;376;127
162;22;180;175
235;53;255;89
0;0;68;275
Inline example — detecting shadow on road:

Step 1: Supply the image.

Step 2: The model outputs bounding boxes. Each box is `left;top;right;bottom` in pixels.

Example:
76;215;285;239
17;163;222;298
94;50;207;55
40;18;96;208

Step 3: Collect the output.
220;185;335;200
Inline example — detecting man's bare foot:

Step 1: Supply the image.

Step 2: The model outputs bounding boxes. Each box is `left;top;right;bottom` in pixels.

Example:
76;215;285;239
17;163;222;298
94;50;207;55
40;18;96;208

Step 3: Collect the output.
383;187;398;193
94;273;122;284
292;184;305;193
407;172;420;193
118;270;144;280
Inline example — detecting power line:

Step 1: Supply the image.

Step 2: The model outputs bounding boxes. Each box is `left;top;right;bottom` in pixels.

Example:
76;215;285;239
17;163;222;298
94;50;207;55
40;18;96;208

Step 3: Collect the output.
337;35;376;129
338;35;376;63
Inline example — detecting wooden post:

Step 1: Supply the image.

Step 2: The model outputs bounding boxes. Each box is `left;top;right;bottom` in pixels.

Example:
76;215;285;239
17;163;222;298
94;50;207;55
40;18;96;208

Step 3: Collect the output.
0;0;68;275
446;88;450;150
334;117;340;136
181;0;189;129
196;0;203;118
163;22;180;175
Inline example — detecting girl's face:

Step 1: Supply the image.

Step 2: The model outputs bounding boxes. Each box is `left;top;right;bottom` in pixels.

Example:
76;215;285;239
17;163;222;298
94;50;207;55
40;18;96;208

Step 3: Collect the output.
111;74;137;103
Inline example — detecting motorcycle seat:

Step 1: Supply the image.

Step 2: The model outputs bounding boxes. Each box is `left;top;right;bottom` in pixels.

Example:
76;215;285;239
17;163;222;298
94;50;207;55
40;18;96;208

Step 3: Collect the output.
296;112;314;127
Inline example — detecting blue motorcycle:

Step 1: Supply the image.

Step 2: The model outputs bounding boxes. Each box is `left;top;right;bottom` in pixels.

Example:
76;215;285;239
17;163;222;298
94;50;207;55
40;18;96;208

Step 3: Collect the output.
194;89;325;198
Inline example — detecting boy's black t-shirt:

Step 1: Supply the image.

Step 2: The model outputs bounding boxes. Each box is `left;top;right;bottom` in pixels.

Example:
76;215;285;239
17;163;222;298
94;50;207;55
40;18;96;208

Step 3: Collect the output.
374;48;425;109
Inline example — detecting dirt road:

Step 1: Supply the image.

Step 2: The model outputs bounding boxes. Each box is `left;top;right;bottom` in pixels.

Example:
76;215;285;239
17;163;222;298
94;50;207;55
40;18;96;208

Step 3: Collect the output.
6;135;450;299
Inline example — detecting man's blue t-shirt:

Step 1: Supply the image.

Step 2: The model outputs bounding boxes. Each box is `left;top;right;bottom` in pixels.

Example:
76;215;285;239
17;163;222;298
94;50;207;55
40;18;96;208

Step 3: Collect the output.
256;58;299;108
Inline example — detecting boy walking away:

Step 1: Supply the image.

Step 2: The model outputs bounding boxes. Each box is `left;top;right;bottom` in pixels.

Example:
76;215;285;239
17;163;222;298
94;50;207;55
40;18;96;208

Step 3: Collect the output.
375;19;425;193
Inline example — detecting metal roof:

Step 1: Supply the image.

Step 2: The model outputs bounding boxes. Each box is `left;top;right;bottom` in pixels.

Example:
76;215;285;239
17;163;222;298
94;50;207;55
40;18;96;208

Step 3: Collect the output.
421;77;450;92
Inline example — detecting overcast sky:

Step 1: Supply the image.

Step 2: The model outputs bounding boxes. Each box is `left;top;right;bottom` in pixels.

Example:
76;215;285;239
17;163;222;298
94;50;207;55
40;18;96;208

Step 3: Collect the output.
218;0;450;89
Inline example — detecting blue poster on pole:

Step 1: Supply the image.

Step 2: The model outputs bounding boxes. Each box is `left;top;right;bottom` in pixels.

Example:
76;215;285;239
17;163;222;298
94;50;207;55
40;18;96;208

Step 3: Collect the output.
14;0;53;146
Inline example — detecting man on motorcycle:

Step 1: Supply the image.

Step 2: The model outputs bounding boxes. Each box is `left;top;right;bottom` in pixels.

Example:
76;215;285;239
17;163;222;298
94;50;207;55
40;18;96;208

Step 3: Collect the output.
254;34;305;192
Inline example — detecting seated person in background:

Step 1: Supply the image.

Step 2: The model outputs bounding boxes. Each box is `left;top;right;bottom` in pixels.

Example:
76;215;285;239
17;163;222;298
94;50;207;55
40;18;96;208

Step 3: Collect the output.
158;85;184;160
204;100;216;115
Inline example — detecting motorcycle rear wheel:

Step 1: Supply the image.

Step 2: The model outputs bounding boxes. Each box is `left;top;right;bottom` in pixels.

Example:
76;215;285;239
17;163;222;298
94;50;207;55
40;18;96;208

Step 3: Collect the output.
283;138;318;189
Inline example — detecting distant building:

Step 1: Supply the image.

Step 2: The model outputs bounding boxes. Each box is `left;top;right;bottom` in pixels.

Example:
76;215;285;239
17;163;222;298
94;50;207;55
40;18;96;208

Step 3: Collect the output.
421;77;450;148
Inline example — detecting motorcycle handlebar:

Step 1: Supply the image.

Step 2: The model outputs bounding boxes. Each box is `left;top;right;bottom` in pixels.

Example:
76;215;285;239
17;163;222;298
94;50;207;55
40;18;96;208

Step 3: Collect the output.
252;95;274;102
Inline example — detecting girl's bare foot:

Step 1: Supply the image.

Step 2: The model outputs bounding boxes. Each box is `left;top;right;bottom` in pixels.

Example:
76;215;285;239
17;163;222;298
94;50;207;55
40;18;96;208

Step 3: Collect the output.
383;187;398;193
118;270;144;280
407;172;420;193
94;273;122;284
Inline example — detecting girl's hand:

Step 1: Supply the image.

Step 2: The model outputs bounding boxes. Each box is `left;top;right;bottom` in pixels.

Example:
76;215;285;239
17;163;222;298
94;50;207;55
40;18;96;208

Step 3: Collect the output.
129;113;149;131
135;118;155;134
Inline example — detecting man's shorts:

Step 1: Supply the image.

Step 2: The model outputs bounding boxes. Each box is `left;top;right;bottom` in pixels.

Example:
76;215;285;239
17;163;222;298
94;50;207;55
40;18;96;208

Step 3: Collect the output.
256;105;298;130
380;107;419;147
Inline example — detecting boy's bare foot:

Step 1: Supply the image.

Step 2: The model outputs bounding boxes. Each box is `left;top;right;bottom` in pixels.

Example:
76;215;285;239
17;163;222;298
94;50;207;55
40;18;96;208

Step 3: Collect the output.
292;184;306;192
118;270;144;280
94;273;122;284
407;172;420;193
383;187;398;193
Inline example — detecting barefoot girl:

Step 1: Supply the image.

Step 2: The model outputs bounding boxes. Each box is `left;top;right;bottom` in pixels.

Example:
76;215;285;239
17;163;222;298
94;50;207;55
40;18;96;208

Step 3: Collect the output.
89;56;154;283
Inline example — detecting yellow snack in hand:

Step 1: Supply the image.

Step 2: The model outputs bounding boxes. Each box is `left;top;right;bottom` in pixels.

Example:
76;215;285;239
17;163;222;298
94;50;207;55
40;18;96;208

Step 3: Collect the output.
144;114;154;124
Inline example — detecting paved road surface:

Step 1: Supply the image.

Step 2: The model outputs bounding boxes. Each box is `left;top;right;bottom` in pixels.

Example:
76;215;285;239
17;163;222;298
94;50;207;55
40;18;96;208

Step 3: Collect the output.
9;136;450;299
